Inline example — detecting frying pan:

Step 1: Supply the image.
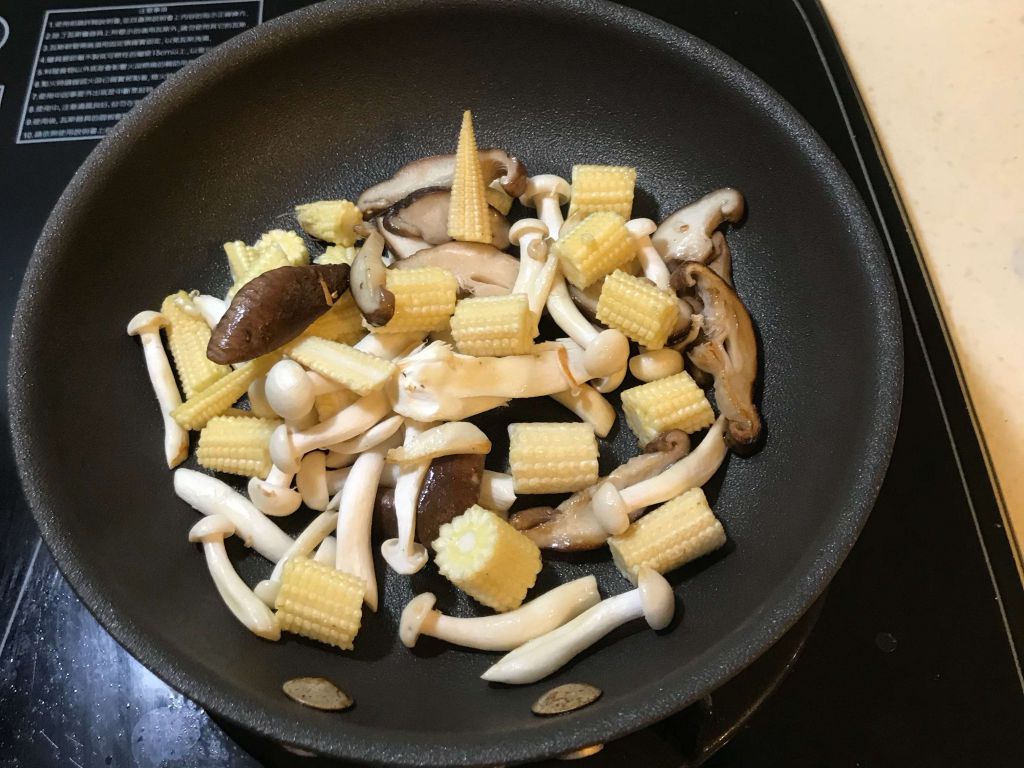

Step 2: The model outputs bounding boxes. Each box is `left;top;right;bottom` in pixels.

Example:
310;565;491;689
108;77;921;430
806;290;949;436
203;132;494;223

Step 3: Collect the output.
8;0;902;764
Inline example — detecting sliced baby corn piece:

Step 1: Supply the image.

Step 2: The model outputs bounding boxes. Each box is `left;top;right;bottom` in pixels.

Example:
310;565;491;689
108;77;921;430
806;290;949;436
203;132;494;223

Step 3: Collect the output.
160;291;230;398
447;110;492;244
304;292;365;345
608;487;726;584
432;505;542;612
377;267;458;334
196;415;280;478
172;354;278;431
295;200;362;246
315;245;357;266
508;422;599;494
596;269;677;349
620;371;716;444
450;293;534;357
224;241;259;282
255;229;309;266
552;211;637;289
286;336;397;396
275;556;364;650
567;164;637;220
227;244;291;298
386;421;490;464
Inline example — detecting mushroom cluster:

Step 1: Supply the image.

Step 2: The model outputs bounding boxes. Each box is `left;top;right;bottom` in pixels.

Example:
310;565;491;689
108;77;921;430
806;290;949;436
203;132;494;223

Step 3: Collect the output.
128;110;763;691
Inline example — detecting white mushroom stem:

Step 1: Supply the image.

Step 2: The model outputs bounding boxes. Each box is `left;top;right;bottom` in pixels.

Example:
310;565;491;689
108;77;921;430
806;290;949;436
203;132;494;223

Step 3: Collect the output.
557;338;632;390
381;421;432;576
313;535;337;565
192;294;227;329
126;311;189;469
270;389;391;473
386;421;490;464
189;515;281;641
479;471;516;515
545;277;630;382
401;576;601;651
306;371;345;395
354;330;427;360
326;463;401;509
247;465;301;517
253;511;339;606
550;385;616;438
390;341;573;422
297;451;329;511
592;417;729;532
509;219;559;329
626;218;672;291
629;348;684;383
652;188;745;263
481;568;674;684
336;447;387;611
325;451;357;470
518;175;570;238
174;469;292;562
327;413;405;455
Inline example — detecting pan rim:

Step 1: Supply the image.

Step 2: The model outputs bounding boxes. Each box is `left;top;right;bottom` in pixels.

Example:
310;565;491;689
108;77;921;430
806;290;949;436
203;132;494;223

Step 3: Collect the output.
7;0;903;764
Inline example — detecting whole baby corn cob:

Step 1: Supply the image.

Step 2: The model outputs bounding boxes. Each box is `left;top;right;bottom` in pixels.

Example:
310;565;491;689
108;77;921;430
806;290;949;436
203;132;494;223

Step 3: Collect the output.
567;164;637;220
172;354;278;431
254;229;309;266
161;291;230;398
377;267;458;333
608;487;726;583
304;293;365;345
286;336;397;396
620;371;715;444
295;200;362;246
447;111;492;244
450;294;534;357
596;269;677;349
433;505;542;612
196;415;279;477
552;211;637;289
275;557;365;650
507;422;600;494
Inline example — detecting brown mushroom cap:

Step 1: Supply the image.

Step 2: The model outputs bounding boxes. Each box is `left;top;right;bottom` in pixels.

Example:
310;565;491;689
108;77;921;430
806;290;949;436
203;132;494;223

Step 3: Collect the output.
207;264;350;365
393;242;520;298
680;262;762;450
350;232;395;327
382;187;511;253
357;149;528;217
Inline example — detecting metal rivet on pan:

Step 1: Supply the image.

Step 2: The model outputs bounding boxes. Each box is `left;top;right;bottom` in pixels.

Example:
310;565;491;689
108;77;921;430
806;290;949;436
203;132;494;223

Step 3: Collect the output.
282;677;353;711
531;683;602;716
557;743;605;760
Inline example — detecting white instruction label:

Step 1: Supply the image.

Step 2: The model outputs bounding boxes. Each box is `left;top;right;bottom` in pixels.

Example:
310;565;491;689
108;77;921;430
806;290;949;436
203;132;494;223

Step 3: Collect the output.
17;1;261;144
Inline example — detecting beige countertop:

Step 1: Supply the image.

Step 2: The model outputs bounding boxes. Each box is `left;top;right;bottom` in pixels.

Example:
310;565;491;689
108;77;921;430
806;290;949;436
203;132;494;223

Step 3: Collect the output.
821;0;1024;570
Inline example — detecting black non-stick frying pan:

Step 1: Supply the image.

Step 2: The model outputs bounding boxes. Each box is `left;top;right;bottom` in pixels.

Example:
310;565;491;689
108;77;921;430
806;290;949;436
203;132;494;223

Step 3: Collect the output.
8;0;902;764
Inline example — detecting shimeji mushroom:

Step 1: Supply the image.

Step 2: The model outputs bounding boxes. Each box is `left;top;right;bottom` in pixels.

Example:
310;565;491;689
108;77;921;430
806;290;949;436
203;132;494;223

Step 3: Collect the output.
652;188;745;263
550;384;616;438
189;515;281;641
518;175;570;238
479;470;516;515
629;348;685;383
481;567;674;684
554;337;632;390
386;421;491;464
509;431;691;551
313;535;337;565
336;447;388;611
509;218;559;329
400;576;601;651
380;421;432;575
389;341;575;422
327;413;405;456
192;294;228;329
126;311;189;468
297;451;330;511
254;510;339;606
270;389;392;473
591;417;729;535
174;468;293;562
625;218;672;291
264;359;318;424
247;465;302;517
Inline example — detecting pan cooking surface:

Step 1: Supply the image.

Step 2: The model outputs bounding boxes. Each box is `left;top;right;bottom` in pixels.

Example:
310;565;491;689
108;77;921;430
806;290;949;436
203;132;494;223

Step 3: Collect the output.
9;0;901;764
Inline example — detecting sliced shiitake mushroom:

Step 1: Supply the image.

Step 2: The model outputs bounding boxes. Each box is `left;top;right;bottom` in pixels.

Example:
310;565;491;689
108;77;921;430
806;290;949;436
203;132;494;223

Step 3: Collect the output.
416;453;484;545
393;242;519;298
382;187;511;252
207;264;350;365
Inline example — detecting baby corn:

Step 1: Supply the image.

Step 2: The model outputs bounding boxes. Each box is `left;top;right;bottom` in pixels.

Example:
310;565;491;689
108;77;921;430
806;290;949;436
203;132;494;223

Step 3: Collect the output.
609;488;726;583
596;269;677;349
447;111;492;244
620;371;716;444
508;422;599;494
552;211;636;288
432;505;542;612
196;415;279;477
568;164;637;220
172;354;278;431
275;557;364;650
287;335;397;396
304;293;366;346
450;294;534;357
315;245;357;266
295;200;362;246
161;291;230;398
254;229;309;266
377;267;458;334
